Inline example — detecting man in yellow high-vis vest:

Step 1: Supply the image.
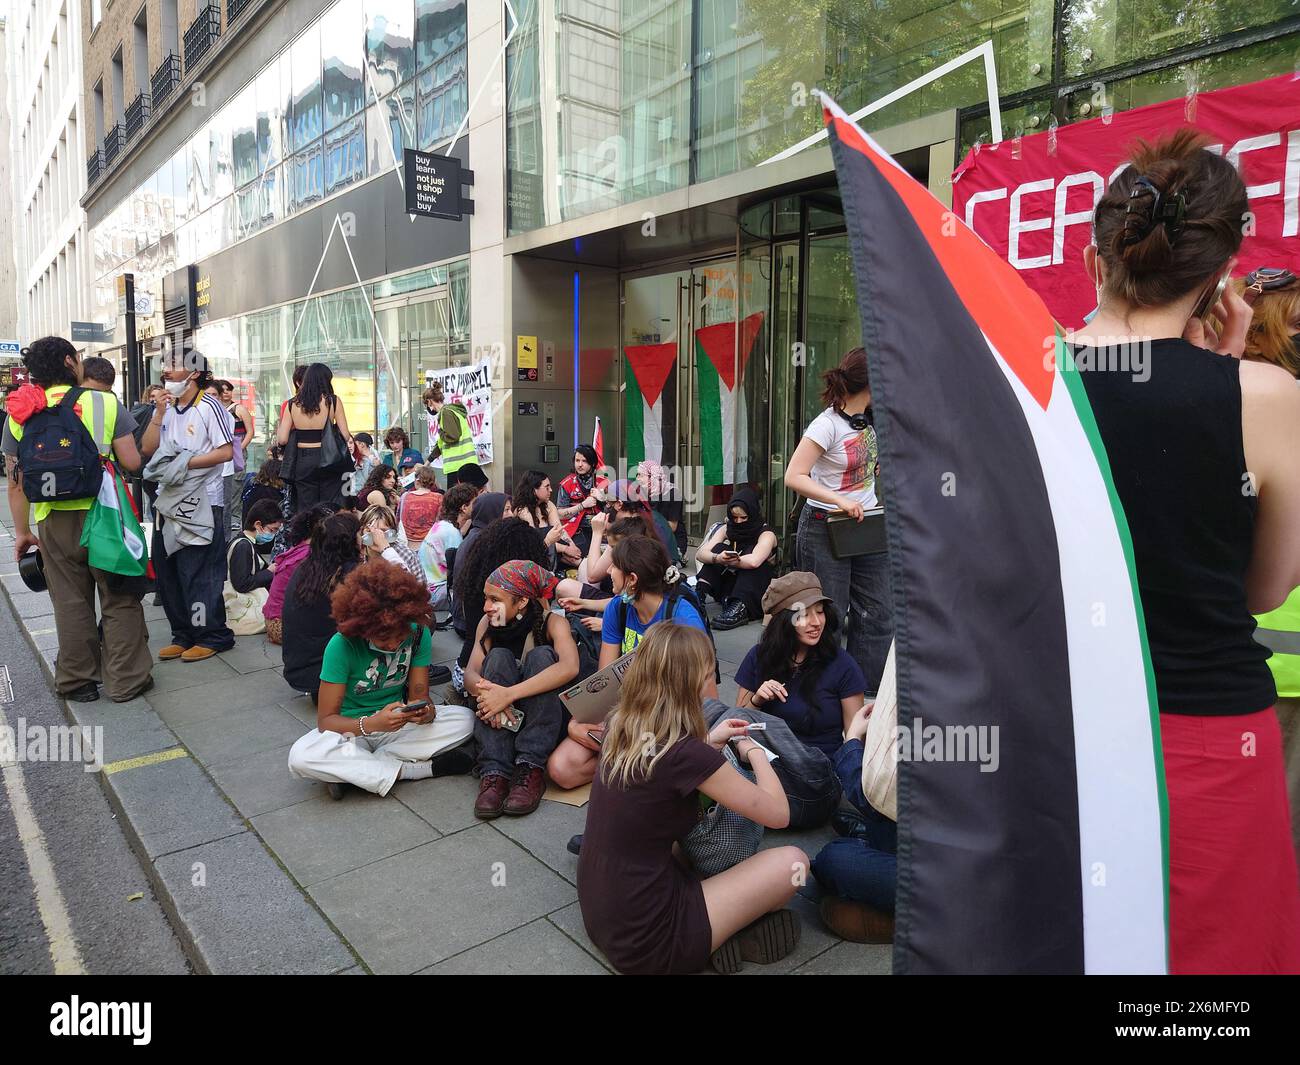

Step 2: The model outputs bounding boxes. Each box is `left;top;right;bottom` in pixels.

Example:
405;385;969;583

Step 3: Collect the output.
1258;589;1300;858
424;384;476;486
2;337;153;703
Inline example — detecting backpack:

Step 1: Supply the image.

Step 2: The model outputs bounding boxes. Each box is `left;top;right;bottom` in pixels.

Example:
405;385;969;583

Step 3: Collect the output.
616;581;722;683
18;387;104;504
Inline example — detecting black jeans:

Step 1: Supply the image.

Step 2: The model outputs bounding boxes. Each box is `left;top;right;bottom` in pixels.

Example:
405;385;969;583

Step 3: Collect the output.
475;646;565;778
695;562;774;618
157;505;236;652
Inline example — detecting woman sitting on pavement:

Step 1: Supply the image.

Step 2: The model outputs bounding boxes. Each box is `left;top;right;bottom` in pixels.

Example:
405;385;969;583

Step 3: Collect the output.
556;444;608;555
735;572;866;758
513;469;583;570
287;560;475;800
358;502;422;580
263;504;334;645
548;533;710;791
223;499;284;635
606;479;681;565
359;463;400;510
281;512;362;701
465;561;582;819
420;482;477;612
578;622;807;975
555;512;656;630
397;465;444;549
450;514;548;693
694;485;778;631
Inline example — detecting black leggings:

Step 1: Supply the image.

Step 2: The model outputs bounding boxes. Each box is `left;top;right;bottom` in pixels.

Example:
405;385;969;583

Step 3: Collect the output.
695;563;773;618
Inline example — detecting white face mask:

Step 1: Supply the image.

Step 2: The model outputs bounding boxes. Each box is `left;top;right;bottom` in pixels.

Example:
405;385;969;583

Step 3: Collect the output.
163;378;191;397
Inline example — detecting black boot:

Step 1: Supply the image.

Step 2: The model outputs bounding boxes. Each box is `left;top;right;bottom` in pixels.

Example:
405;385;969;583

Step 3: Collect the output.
711;599;751;631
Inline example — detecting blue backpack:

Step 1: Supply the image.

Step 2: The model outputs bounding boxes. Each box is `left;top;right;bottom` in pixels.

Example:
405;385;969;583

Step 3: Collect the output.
18;387;104;504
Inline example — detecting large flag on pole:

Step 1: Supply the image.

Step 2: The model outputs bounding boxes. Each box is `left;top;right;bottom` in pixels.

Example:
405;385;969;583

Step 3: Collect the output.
822;95;1168;974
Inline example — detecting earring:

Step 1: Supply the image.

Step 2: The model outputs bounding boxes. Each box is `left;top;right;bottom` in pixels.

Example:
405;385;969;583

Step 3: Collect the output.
515;611;524;621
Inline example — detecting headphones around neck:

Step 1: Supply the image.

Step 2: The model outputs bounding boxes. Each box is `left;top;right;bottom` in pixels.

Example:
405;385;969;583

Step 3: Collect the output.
836;407;871;431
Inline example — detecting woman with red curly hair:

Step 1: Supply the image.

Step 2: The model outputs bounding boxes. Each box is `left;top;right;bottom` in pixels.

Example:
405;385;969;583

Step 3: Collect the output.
287;560;474;799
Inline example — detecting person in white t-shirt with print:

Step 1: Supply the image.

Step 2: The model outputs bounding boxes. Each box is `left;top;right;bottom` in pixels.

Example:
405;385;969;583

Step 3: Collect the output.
784;347;893;695
140;348;237;662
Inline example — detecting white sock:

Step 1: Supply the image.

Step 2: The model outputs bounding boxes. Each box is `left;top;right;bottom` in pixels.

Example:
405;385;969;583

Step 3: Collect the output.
398;761;434;781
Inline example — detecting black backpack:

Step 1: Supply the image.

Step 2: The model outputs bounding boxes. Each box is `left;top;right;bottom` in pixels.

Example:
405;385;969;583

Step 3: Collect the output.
18;387;104;505
616;581;723;683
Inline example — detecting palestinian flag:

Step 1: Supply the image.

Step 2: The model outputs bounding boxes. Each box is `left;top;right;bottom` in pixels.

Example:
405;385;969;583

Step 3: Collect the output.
624;342;676;468
824;96;1168;974
80;462;148;577
695;313;764;485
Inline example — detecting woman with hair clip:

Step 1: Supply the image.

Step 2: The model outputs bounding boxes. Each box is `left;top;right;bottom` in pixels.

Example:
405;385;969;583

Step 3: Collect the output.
548;533;710;792
578;623;808;974
1235;266;1300;864
275;362;354;513
784;347;893;695
464;561;582;819
557;445;609;554
1073;129;1300;973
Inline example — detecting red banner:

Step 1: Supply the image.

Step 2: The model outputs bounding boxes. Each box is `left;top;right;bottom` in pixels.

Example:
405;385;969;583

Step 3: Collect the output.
952;74;1300;328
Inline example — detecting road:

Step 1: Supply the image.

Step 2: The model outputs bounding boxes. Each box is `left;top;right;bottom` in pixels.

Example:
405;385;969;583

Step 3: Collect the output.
0;587;190;975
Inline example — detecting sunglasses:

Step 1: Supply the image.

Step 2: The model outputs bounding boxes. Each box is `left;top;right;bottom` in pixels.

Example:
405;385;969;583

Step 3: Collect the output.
1244;267;1299;294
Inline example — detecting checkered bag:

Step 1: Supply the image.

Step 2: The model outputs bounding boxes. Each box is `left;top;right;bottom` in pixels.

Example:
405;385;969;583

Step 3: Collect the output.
679;745;764;877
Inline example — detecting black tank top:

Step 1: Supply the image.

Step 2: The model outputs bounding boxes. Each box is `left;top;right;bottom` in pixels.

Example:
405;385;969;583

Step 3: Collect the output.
1078;338;1275;715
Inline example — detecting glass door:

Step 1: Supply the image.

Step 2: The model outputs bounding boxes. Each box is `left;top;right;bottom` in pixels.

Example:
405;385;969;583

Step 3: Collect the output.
374;286;450;457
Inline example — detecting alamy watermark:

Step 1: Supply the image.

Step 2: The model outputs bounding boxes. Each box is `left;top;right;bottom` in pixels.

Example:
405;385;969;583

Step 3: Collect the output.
1044;334;1152;383
0;719;103;773
896;717;999;773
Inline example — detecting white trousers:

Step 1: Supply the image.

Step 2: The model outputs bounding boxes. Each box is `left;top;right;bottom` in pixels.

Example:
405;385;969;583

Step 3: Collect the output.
288;706;475;796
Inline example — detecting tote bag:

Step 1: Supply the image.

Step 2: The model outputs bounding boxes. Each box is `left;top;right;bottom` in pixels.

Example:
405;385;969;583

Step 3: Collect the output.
860;639;898;821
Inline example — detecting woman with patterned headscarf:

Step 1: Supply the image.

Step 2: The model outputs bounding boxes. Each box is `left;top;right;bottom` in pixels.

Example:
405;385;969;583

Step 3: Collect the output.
464;560;583;819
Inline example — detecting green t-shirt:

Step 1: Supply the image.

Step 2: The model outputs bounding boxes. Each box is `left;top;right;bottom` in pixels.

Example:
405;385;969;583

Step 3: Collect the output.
319;625;432;718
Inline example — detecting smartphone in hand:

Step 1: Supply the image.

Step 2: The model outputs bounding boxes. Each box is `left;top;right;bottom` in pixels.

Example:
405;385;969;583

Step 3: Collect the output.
398;700;430;714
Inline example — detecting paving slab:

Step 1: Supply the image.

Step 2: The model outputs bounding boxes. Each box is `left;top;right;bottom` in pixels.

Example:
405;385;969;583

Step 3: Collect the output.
308;824;576;974
171;703;306;766
252;790;441;886
280;693;320;727
203;743;317;818
149;668;289;725
107;753;246;859
394;771;482;835
153;831;356;975
490;799;587;884
219;637;284;676
545;900;613;972
147;653;240;695
61;693;180;767
793;939;893;975
419;917;608;975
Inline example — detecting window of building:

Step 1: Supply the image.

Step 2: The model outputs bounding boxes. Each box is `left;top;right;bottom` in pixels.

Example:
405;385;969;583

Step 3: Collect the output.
133;6;149;107
323;0;365;131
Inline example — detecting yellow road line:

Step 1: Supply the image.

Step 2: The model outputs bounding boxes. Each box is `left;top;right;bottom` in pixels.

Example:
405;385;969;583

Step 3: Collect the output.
102;747;189;775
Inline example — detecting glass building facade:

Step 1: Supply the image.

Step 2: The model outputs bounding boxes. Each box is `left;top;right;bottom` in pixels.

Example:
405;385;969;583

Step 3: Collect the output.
88;0;471;464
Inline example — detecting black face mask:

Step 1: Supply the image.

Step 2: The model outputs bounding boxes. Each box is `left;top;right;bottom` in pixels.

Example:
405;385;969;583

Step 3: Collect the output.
1288;332;1300;356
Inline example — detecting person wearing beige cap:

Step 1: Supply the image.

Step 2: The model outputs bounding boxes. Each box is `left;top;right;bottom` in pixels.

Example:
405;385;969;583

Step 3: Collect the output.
734;572;867;760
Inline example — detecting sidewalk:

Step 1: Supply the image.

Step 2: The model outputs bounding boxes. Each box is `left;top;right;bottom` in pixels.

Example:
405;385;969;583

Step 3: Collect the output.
0;512;889;975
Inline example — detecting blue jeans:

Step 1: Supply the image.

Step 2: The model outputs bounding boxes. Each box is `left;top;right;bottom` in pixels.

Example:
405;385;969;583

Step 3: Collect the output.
476;646;565;778
812;831;898;913
157;505;236;652
796;505;893;695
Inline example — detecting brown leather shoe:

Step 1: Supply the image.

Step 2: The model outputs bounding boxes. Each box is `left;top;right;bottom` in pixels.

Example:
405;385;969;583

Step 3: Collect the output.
502;764;546;817
180;646;218;663
818;896;895;943
474;774;512;820
158;644;187;661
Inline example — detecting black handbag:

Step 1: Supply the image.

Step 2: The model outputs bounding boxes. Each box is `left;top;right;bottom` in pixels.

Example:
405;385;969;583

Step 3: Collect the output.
317;398;352;477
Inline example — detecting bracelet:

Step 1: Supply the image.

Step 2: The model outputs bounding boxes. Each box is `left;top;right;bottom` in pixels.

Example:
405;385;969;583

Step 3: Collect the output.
358;715;373;737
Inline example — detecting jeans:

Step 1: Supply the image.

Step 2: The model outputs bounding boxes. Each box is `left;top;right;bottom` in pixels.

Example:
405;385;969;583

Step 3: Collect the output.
476;646;565;778
157;505;236;651
695;562;774;618
812;831;898;913
223;473;242;536
703;698;842;829
796;505;894;695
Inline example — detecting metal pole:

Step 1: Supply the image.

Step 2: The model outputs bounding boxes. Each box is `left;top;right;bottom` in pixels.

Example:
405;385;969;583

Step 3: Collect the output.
123;273;141;406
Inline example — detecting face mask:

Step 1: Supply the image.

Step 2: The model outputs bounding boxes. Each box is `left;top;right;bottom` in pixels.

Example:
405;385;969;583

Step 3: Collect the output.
163;378;190;397
368;639;404;656
254;531;276;544
1288;332;1300;354
619;588;636;605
